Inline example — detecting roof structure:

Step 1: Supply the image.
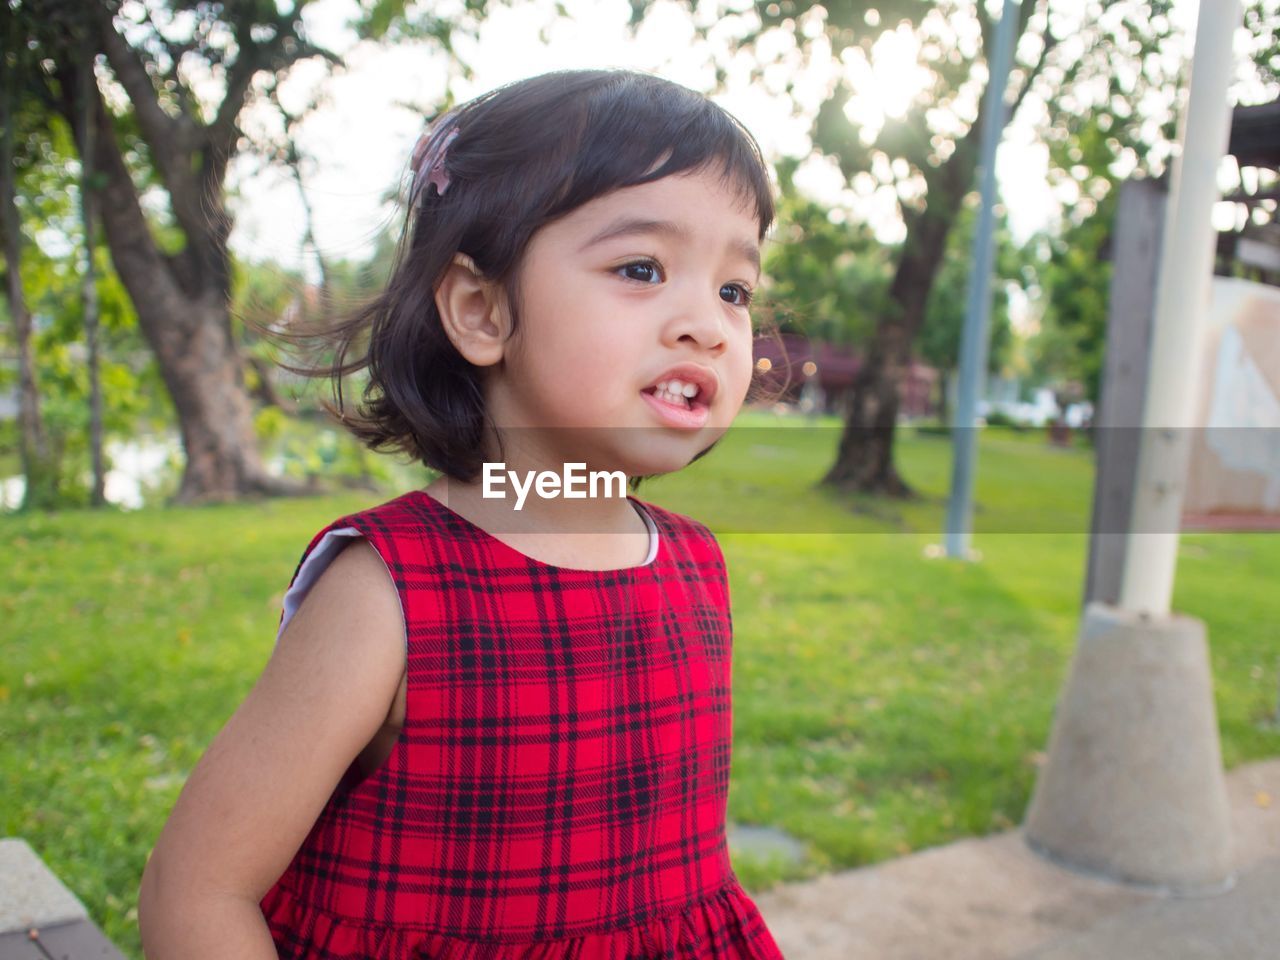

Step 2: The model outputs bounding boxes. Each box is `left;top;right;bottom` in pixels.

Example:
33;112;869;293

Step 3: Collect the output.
1218;98;1280;281
1228;99;1280;170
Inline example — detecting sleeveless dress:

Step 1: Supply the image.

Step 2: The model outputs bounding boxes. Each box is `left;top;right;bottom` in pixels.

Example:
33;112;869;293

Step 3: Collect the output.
258;489;786;960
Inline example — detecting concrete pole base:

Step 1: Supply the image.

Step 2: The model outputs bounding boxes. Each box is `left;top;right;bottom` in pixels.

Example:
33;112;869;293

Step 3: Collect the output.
1023;601;1234;895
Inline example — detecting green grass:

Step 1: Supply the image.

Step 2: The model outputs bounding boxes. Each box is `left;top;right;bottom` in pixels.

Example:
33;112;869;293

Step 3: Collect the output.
3;409;1278;957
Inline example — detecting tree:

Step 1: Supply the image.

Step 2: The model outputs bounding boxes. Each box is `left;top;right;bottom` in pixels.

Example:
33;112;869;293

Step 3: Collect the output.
72;19;108;506
1;10;58;509
919;203;1025;423
648;0;1186;495
12;0;347;502
14;0;509;503
0;128;161;508
762;160;1023;424
761;157;895;347
1026;187;1116;407
1026;0;1279;414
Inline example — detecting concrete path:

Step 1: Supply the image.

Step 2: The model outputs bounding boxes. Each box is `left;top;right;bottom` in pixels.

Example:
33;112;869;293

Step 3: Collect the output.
1021;859;1280;960
753;758;1280;959
0;838;125;959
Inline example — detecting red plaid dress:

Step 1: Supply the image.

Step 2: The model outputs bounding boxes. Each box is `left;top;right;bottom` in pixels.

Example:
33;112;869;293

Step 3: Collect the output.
258;489;785;960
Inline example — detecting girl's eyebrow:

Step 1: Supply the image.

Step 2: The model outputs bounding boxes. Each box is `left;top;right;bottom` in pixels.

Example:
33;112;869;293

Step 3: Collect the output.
581;216;761;278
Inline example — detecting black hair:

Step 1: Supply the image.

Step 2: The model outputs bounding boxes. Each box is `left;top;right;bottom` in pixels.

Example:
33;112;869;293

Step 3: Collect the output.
264;68;781;491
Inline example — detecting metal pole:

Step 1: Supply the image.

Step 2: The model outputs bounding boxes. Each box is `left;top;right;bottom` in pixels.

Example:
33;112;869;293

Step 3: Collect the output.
1118;0;1241;615
944;0;1020;559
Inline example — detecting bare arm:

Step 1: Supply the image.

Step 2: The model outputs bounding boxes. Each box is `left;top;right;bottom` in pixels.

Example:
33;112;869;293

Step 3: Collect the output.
137;538;406;959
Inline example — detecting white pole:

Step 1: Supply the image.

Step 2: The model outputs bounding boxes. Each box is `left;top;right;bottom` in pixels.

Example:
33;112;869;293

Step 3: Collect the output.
1118;0;1241;616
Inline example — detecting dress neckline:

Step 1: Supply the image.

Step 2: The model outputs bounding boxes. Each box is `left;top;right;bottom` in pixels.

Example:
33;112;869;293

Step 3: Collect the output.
408;489;661;573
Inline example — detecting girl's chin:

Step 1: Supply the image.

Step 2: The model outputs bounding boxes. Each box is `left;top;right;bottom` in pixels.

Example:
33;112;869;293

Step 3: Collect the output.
495;413;724;475
618;436;717;475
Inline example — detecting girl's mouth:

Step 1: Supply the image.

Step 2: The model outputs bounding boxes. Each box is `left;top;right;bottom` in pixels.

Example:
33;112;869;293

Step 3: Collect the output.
641;386;710;429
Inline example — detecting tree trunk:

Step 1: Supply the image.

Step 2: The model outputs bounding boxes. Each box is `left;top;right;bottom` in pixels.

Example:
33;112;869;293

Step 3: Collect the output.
55;55;309;505
0;48;57;510
819;132;980;498
79;40;105;507
164;299;296;502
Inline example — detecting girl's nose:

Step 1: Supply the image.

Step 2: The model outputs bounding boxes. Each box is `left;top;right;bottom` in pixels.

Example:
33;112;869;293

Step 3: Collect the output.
669;288;729;352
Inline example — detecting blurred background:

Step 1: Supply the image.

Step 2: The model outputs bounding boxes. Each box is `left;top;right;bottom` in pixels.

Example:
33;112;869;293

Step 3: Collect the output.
4;0;1276;511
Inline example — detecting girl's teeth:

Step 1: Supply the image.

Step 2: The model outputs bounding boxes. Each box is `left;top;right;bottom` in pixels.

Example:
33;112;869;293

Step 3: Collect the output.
653;379;699;401
656;387;690;408
648;377;701;410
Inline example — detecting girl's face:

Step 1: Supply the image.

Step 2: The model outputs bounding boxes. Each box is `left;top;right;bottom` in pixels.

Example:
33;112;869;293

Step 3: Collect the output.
489;166;762;478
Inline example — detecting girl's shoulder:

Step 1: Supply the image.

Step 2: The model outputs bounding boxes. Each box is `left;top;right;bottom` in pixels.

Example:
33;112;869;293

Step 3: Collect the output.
275;491;442;649
290;488;462;566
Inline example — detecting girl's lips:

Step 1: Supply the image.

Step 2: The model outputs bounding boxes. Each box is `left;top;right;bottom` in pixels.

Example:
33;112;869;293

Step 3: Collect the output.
641;388;710;429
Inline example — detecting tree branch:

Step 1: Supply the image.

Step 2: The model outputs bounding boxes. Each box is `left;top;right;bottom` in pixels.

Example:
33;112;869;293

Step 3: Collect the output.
209;39;260;154
1018;0;1037;39
976;2;993;65
1010;21;1058;121
206;13;340;188
94;5;193;189
154;29;202;122
48;54;187;318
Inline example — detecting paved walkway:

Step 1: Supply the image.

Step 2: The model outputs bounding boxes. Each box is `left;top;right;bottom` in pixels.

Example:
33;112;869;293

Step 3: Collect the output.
753;758;1280;959
0;837;125;959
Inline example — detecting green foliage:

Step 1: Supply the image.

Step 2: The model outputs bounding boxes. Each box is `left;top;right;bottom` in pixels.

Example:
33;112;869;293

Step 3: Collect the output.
1243;0;1280;88
230;218;400;404
981;408;1029;430
648;0;1202;439
354;0;492;62
0;112;169;509
1026;182;1119;405
257;409;408;490
733;0;1188;222
1020;2;1279;410
920;203;1028;378
812;83;871;182
762;161;1027;384
761;159;894;345
233;258;305;329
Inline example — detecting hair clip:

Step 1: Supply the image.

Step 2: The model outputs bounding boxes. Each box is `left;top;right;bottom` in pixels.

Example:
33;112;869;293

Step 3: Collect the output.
411;126;459;201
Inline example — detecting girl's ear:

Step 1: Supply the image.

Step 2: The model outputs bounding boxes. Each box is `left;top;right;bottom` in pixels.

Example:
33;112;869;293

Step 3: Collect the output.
434;253;511;367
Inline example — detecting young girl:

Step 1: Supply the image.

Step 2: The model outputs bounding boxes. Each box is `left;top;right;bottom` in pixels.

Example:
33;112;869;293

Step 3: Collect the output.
138;68;786;960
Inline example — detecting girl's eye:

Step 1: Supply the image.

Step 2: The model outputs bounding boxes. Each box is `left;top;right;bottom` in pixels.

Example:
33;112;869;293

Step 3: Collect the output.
618;260;663;284
721;283;754;308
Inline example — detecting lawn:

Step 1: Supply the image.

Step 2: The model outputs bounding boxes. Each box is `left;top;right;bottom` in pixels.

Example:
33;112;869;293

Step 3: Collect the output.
3;409;1277;957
